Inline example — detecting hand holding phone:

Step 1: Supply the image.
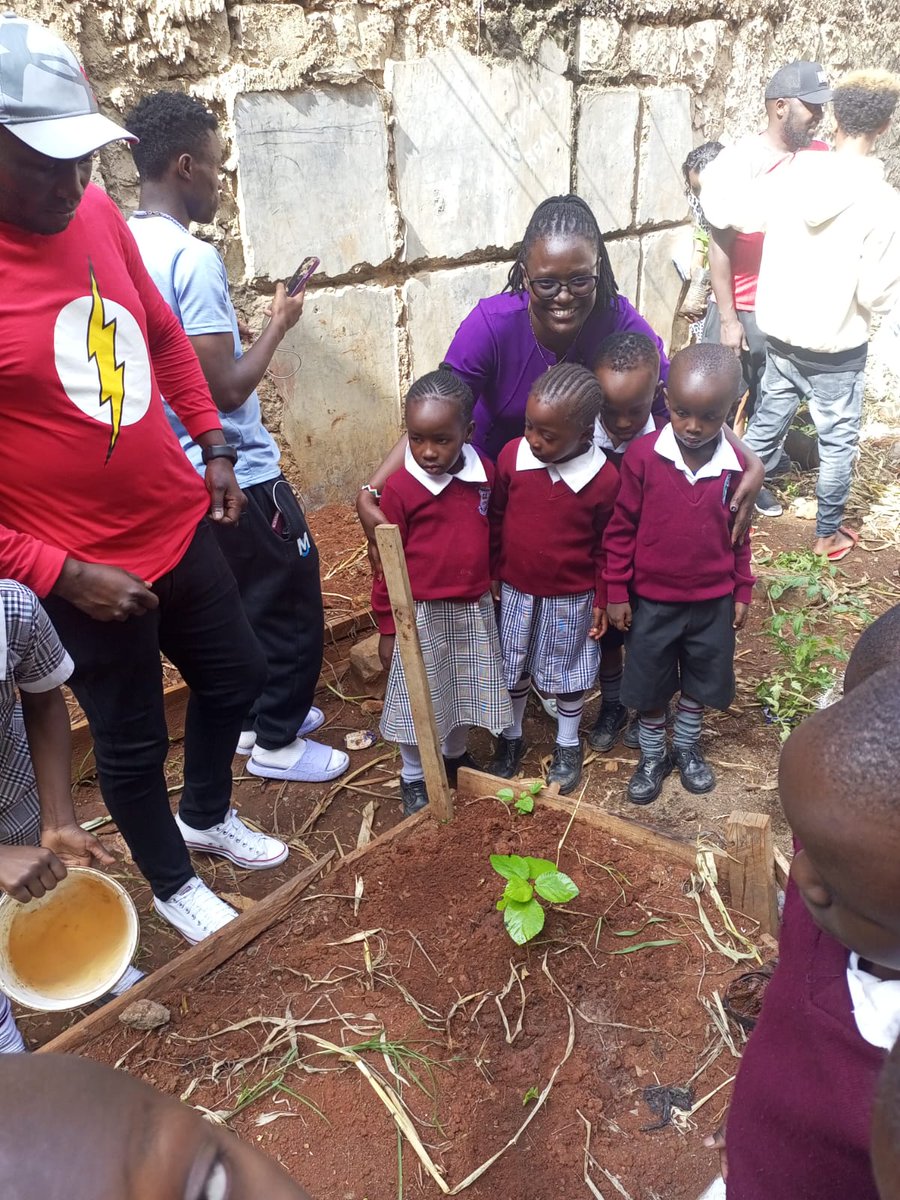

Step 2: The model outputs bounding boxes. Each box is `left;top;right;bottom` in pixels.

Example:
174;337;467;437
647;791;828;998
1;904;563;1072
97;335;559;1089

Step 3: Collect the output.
286;256;320;297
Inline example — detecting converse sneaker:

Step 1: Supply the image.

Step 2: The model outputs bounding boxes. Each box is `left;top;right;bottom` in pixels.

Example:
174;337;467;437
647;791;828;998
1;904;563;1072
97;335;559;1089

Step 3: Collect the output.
174;809;289;870
236;707;326;755
153;877;238;945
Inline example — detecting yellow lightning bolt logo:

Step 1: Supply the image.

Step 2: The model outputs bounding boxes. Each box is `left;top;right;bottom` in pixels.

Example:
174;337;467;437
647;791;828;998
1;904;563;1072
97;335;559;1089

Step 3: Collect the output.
86;264;126;460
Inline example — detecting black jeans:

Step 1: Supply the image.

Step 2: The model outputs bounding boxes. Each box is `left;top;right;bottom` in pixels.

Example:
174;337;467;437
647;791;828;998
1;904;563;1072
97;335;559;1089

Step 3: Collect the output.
213;475;324;750
43;521;267;900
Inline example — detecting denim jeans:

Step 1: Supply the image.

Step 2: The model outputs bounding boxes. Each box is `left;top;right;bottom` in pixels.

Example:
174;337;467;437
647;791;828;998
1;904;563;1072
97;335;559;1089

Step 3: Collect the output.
744;346;864;537
43;521;267;899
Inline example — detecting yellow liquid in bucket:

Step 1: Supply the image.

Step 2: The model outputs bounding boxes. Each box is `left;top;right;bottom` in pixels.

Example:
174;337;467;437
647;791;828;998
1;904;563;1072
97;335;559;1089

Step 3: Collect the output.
7;874;130;999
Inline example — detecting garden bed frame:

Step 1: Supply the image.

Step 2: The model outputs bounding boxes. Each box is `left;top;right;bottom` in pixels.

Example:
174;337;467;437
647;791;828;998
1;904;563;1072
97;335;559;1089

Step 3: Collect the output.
38;765;779;1057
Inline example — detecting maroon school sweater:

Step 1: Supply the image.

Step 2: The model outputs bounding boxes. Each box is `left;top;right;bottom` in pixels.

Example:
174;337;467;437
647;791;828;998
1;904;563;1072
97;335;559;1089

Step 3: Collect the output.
726;879;884;1200
602;431;755;606
372;458;494;635
488;438;620;606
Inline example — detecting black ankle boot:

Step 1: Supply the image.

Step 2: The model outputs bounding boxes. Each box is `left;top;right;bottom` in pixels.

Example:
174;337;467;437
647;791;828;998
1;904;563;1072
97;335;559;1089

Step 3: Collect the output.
443;751;479;787
488;735;527;779
400;778;428;816
672;744;716;793
627;753;672;805
546;742;583;794
586;703;628;752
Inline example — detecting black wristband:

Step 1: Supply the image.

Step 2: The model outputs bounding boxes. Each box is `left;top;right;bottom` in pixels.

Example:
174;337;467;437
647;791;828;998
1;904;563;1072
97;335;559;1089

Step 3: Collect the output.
201;443;238;466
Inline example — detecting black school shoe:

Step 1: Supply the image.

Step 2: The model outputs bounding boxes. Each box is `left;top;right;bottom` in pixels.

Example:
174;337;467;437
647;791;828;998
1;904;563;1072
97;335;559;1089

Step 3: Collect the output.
627;753;673;805
400;778;429;816
443;751;480;787
488;735;527;779
672;744;716;794
622;714;640;748
547;743;583;795
587;703;628;752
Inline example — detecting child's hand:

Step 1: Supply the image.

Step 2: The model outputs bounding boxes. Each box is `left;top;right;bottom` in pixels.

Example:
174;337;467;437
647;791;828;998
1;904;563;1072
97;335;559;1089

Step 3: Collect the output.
378;634;396;672
0;844;67;903
589;606;608;640
703;1124;728;1181
490;580;501;603
41;823;116;871
733;601;749;630
607;602;632;632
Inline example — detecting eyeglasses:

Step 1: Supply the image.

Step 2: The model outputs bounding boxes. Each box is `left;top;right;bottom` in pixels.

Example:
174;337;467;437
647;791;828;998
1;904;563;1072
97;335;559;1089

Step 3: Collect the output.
526;273;600;300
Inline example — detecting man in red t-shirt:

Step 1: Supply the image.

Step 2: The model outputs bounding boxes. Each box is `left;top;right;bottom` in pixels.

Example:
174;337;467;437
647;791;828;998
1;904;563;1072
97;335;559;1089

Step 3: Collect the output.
700;61;833;516
0;15;289;944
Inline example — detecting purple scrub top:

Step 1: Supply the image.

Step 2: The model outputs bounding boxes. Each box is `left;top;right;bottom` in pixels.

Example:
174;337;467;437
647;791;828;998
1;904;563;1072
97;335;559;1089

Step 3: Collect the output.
443;290;669;462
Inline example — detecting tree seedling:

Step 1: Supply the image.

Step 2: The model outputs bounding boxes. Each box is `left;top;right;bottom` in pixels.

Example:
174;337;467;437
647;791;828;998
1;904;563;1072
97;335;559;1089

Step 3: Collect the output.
497;779;542;815
522;1085;539;1105
491;854;579;945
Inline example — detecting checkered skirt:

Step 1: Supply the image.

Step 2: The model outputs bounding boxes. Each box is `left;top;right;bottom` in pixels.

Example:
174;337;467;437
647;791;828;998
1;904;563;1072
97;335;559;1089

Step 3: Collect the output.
499;584;599;694
380;594;512;744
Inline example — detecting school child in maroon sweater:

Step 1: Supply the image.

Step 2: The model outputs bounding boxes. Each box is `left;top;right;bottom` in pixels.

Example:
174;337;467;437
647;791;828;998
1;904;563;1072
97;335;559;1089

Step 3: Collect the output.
371;371;511;817
586;332;666;754
711;658;900;1199
488;363;619;794
603;343;754;803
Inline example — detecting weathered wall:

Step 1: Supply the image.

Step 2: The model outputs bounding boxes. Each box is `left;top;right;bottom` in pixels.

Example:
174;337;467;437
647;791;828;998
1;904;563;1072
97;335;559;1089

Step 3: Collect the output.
24;0;900;503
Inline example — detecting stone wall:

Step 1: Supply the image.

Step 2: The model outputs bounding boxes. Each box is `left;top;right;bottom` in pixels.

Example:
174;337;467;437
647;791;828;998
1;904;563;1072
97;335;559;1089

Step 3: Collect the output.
23;0;900;503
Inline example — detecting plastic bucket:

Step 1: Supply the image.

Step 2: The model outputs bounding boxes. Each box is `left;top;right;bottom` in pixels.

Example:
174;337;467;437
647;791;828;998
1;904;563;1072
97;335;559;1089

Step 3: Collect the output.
0;867;139;1011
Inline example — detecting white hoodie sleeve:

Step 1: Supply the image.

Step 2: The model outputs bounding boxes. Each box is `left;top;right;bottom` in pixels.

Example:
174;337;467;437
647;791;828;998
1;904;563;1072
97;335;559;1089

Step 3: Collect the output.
699;140;783;234
857;189;900;317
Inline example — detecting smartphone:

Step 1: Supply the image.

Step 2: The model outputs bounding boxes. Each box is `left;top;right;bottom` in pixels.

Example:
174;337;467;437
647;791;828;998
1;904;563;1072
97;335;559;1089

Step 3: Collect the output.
286;256;320;296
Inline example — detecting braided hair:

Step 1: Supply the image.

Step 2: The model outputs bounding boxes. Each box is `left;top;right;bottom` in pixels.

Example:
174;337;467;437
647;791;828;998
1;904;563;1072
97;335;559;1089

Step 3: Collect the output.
505;195;618;310
529;363;603;430
682;141;723;233
406;368;475;425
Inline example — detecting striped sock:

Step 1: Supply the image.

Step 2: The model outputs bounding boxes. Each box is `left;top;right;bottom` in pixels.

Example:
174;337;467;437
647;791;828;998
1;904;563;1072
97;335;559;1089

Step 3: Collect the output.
556;693;585;747
638;715;667;759
598;669;623;708
503;677;531;739
399;743;424;781
0;995;25;1054
673;697;704;749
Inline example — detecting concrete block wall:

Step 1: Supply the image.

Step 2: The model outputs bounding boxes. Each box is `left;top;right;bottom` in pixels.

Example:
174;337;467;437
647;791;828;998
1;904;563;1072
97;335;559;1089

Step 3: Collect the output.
23;0;900;504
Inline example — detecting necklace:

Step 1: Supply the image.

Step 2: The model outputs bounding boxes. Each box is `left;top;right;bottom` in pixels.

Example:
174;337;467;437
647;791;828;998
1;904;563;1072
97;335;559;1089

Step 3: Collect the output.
528;307;578;368
132;209;189;232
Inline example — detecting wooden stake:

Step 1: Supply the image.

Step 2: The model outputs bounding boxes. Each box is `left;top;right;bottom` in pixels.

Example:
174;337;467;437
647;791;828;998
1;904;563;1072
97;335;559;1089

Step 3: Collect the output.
726;811;779;937
732;388;751;439
374;524;453;822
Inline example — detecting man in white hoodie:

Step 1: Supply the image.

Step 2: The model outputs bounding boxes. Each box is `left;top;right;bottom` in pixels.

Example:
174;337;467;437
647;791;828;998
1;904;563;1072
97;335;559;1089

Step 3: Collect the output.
704;71;900;561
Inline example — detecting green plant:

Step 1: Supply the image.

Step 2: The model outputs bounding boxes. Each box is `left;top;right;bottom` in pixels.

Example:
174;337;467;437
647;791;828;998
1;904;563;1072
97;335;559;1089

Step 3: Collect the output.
491;854;579;945
757;610;846;739
759;549;836;606
522;1085;539;1105
497;779;542;815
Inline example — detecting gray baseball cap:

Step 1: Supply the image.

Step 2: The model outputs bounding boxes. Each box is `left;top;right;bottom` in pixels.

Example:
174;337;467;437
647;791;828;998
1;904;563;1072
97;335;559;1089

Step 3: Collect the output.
765;61;834;105
0;13;135;158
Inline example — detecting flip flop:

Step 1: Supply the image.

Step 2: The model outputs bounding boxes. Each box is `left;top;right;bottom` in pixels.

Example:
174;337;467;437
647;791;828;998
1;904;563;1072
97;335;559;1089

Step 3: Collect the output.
825;526;860;562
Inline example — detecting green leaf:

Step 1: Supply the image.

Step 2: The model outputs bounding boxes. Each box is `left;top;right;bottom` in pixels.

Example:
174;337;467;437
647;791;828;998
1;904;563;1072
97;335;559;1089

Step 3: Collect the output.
514;795;535;814
503;898;545;944
522;1085;539;1105
490;853;530;881
526;780;543;796
496;898;507;911
524;857;556;879
610;939;681;955
497;787;515;804
533;870;579;904
503;876;533;903
612;917;666;937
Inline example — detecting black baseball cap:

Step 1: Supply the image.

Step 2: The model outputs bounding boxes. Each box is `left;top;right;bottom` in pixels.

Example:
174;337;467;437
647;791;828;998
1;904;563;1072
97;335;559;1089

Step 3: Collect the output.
765;61;834;104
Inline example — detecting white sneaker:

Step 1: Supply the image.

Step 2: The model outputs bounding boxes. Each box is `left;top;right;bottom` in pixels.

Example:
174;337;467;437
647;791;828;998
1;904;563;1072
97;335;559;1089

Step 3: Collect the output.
174;808;289;870
236;707;326;756
153;877;238;945
531;684;558;719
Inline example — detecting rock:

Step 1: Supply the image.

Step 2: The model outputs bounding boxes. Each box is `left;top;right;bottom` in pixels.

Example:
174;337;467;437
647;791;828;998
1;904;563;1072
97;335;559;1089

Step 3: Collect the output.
233;85;396;280
575;17;624;75
638;226;693;352
636;88;693;227
118;999;170;1031
360;699;384;717
403;262;511;382
605;236;640;303
350;632;386;684
576;90;639;235
387;50;572;261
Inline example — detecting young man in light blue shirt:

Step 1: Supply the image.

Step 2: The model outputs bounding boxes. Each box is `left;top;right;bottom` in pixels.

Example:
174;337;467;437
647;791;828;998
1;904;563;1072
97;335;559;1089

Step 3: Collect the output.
127;92;348;786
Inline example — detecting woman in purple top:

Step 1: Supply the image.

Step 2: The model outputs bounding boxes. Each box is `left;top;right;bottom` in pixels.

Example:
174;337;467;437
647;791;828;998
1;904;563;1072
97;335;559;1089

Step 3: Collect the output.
358;194;761;554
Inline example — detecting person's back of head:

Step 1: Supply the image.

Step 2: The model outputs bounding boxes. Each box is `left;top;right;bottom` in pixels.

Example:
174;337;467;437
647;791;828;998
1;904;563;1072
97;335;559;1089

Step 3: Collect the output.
126;91;221;225
844;604;900;694
833;71;900;141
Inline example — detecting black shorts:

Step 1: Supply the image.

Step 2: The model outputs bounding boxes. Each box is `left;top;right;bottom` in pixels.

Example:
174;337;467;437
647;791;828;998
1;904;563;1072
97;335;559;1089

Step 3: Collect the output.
600;624;625;653
620;594;736;712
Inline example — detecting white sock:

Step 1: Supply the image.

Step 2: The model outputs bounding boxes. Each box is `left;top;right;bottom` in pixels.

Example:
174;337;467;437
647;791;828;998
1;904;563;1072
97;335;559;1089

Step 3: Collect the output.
252;737;307;768
109;964;146;997
399;744;423;781
502;678;531;739
556;695;585;747
0;995;25;1054
441;726;469;759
